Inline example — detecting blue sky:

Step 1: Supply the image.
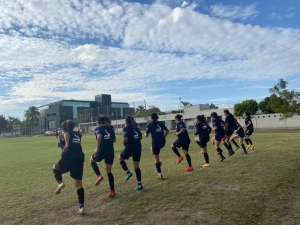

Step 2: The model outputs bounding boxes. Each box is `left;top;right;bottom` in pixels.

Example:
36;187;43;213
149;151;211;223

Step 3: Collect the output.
0;0;299;119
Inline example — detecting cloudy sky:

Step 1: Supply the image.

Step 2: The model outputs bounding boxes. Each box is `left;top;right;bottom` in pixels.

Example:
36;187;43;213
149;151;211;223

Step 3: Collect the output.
1;0;300;119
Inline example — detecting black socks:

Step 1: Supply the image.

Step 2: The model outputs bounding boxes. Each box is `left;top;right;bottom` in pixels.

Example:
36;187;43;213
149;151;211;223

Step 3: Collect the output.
120;160;129;173
231;139;238;147
241;144;247;152
248;138;253;145
107;173;114;190
135;168;142;183
217;147;224;157
185;154;192;166
91;161;101;176
244;138;249;145
204;152;209;163
172;147;181;157
196;141;201;147
155;162;162;173
77;188;84;207
53;169;62;184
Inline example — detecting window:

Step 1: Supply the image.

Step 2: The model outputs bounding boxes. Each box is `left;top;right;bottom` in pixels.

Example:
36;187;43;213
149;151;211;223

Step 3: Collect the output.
62;101;91;118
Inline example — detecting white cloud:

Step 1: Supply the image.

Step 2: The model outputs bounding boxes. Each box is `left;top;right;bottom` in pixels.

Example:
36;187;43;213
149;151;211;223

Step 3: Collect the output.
181;1;188;8
210;3;258;21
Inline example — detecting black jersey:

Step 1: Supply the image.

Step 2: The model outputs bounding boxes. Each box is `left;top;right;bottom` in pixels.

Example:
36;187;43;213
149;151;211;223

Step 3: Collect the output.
225;114;235;130
61;131;84;161
212;118;225;133
245;116;254;130
176;121;190;140
234;121;244;135
146;121;167;148
195;122;211;138
95;126;115;153
123;126;142;149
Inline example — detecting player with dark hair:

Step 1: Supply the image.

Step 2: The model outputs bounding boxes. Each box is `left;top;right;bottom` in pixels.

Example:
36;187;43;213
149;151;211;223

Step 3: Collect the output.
243;112;255;150
53;120;85;214
145;113;169;179
194;115;212;167
171;114;192;171
210;112;226;162
230;118;248;154
118;116;143;190
223;110;235;156
90;115;116;197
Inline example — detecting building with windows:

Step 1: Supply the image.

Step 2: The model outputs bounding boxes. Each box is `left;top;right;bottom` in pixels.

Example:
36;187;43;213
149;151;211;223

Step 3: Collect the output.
37;94;134;131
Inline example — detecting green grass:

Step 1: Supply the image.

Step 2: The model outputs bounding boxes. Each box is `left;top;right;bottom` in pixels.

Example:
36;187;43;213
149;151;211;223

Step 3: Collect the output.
1;131;300;225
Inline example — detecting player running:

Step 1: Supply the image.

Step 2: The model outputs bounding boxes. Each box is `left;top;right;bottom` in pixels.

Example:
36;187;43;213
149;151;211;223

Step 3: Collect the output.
171;115;193;171
53;120;85;214
145;113;169;179
118;116;143;190
243;112;255;150
230;118;248;154
223;110;235;156
90;115;116;197
194;115;212;167
210;112;226;162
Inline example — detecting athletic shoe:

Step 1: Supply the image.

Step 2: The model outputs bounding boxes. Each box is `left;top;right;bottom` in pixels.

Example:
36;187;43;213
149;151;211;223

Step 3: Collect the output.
176;156;184;164
242;151;248;154
236;146;240;151
54;182;65;194
185;166;193;171
78;207;85;215
246;145;251;150
229;151;235;157
203;163;211;168
156;174;164;179
200;149;204;154
220;156;225;162
125;172;133;181
95;175;104;186
250;145;255;150
135;184;143;190
108;190;116;197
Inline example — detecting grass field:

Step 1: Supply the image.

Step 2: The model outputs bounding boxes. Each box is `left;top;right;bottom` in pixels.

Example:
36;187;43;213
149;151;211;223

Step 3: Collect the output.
1;131;300;225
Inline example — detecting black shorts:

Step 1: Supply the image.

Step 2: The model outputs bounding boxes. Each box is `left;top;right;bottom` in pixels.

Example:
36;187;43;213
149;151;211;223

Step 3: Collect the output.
120;147;142;162
199;136;210;148
173;138;190;150
225;129;234;136
152;142;165;155
92;152;114;165
215;132;225;142
55;159;84;180
236;131;245;138
245;129;253;136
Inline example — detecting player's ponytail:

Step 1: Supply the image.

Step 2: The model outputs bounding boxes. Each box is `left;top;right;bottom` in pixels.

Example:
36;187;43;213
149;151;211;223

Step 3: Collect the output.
175;114;183;120
65;120;75;133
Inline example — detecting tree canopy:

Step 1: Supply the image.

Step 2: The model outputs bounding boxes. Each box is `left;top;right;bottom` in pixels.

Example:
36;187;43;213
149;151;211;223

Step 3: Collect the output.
181;101;193;107
258;97;274;114
234;99;258;116
24;106;40;133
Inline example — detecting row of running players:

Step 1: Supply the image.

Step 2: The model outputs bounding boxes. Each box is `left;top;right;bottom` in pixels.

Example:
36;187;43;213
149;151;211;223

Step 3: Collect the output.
52;110;254;214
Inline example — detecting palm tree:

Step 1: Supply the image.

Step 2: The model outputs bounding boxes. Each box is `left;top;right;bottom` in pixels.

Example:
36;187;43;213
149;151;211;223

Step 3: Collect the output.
181;101;193;107
24;106;40;135
6;117;21;136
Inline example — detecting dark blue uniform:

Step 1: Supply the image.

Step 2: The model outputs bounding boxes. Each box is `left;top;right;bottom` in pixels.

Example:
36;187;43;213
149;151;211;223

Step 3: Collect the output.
245;116;254;135
146;121;168;155
92;126;115;164
225;114;235;136
194;122;212;148
173;121;191;150
120;126;142;162
212;118;225;141
234;121;245;138
55;131;85;180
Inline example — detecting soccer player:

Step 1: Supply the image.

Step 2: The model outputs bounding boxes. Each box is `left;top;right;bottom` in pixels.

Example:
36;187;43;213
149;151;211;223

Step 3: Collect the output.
230;118;248;154
171;115;193;171
118;116;143;190
145;113;169;179
223;110;235;156
53;120;85;214
243;112;255;150
90;115;116;197
210;112;226;162
194;115;212;167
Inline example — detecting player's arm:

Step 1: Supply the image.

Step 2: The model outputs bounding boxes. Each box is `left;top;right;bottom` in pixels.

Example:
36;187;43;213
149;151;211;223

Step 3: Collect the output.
94;134;102;155
176;127;186;136
194;123;199;135
144;125;150;138
63;132;70;152
212;126;218;131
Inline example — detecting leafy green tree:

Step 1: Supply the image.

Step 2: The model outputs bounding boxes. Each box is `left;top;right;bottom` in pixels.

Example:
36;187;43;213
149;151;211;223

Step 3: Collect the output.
0;115;7;132
147;105;161;114
24;106;40;135
135;105;146;114
208;103;219;109
6;117;21;135
234;99;258;116
258;97;274;114
181;101;193;106
268;79;300;119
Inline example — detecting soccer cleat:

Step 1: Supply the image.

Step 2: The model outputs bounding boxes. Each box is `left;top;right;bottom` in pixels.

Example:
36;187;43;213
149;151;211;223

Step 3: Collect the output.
200;149;204;154
236;146;240;151
78;207;85;215
185;166;193;171
177;156;184;164
220;156;225;162
135;184;143;190
156;174;164;179
250;145;255;150
246;145;251;150
108;190;116;197
125;172;133;181
203;163;211;168
229;151;235;157
95;175;104;186
54;182;65;194
242;151;248;154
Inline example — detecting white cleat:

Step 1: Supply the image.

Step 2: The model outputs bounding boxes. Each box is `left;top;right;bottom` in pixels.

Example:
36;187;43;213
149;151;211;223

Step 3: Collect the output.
54;182;65;194
156;174;164;179
78;207;85;215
